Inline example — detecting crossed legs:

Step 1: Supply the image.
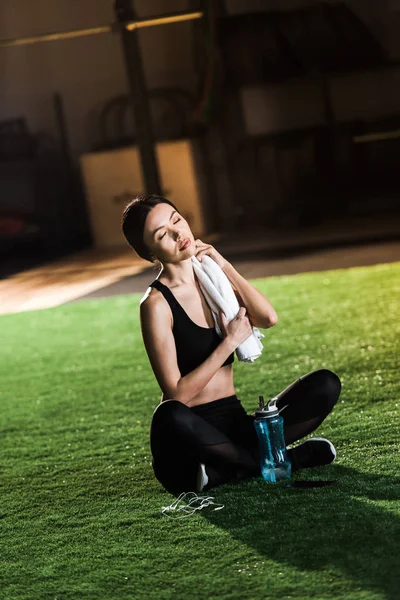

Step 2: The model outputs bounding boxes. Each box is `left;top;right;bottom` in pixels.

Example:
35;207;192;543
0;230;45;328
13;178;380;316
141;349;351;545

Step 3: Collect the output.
150;369;341;495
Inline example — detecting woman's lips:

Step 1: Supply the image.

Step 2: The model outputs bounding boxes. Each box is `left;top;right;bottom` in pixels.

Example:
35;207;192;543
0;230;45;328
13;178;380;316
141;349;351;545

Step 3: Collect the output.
180;239;191;250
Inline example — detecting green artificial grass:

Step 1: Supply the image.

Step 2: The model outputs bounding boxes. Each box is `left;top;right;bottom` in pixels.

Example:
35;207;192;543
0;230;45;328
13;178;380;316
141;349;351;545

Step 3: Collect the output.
0;261;399;600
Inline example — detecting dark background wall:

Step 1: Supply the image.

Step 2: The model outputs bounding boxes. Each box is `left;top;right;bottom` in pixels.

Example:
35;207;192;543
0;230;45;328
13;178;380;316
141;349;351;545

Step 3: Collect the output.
1;0;399;157
1;0;399;267
0;0;196;156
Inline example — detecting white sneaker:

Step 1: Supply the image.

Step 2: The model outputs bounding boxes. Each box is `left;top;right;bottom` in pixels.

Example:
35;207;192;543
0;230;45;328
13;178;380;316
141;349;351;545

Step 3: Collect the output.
197;463;209;492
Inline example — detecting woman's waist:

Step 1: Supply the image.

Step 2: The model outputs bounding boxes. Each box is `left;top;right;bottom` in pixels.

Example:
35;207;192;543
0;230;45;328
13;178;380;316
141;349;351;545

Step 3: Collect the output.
188;394;241;413
184;364;235;406
160;364;234;405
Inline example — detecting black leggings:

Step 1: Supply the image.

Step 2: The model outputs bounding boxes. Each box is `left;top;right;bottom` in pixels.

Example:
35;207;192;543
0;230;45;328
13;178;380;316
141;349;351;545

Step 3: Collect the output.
150;369;341;495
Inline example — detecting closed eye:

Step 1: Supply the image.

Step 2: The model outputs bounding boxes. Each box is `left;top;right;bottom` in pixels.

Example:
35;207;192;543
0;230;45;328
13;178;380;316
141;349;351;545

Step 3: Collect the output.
160;219;180;240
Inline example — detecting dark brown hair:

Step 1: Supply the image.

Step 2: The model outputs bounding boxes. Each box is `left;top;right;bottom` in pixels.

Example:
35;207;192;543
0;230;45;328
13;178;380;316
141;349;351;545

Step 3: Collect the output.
121;195;179;266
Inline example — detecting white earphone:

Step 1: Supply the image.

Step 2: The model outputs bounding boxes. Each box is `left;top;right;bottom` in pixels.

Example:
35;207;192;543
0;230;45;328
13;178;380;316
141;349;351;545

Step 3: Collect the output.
161;491;224;519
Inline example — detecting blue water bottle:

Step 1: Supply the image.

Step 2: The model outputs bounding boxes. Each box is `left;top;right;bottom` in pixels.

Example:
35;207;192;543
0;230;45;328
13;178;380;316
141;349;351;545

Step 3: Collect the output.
253;395;291;483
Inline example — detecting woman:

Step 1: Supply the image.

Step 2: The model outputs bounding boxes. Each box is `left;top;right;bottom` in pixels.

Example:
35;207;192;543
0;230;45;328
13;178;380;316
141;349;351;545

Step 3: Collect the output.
122;195;342;496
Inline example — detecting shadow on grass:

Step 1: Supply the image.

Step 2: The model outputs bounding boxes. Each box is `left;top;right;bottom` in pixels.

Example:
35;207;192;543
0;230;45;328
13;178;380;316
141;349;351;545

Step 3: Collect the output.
202;465;400;599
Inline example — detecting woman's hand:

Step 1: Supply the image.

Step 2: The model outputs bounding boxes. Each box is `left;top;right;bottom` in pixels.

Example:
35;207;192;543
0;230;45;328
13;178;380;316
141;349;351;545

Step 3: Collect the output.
194;239;229;271
219;306;253;348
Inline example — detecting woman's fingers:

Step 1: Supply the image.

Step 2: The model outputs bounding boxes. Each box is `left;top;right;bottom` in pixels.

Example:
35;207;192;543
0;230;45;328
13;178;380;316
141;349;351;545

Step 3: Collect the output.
220;308;244;319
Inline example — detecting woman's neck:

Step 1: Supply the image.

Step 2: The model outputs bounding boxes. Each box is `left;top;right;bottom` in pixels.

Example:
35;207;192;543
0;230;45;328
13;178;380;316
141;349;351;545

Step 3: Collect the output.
158;258;196;287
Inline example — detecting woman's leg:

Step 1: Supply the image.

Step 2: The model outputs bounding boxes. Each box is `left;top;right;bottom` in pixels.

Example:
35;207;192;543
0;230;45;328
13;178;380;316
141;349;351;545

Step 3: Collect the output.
230;369;341;451
150;400;260;495
232;369;341;473
274;369;341;446
150;369;341;493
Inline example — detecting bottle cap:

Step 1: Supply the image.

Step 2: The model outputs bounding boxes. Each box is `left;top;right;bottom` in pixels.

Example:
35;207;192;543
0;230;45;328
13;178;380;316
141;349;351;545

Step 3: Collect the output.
255;396;280;418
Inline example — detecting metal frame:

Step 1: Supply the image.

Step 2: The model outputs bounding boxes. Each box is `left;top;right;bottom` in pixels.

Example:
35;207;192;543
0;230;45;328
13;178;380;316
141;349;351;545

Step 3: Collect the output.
0;3;204;196
0;10;203;48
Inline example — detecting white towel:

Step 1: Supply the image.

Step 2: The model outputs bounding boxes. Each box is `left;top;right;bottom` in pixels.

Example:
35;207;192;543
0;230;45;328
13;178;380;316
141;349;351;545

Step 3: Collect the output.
190;254;264;363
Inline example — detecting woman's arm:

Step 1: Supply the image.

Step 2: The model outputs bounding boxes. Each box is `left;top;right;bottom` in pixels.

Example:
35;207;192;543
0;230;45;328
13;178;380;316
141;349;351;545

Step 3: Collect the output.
141;294;237;406
194;239;277;329
223;262;278;329
175;337;237;405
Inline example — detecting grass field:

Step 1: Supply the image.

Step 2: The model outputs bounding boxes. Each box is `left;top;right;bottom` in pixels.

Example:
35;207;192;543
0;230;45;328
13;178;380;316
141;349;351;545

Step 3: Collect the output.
1;261;399;600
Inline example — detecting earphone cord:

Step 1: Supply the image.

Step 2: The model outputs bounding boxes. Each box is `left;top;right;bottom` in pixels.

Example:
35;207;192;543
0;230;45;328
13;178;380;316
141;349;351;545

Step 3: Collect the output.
161;491;224;519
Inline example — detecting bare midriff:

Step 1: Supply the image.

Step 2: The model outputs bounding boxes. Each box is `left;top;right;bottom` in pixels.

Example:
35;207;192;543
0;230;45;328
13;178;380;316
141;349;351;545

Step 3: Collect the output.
156;275;236;408
161;363;236;408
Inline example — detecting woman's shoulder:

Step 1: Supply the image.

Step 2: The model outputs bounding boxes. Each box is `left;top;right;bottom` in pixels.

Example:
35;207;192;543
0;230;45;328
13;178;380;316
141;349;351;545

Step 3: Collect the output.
140;284;173;328
140;283;163;308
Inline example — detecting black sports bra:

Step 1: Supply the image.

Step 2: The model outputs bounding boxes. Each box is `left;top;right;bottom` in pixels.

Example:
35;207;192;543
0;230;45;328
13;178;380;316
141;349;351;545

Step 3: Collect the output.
149;279;235;376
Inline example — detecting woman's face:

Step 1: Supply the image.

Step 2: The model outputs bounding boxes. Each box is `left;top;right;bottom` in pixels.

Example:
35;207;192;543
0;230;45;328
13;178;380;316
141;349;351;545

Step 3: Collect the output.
143;203;195;264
